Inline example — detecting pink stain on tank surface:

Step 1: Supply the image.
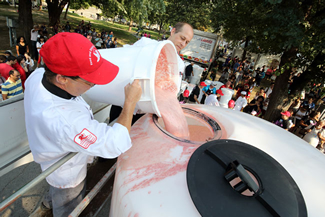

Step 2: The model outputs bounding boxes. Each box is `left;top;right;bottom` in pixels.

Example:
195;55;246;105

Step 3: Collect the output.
134;214;139;217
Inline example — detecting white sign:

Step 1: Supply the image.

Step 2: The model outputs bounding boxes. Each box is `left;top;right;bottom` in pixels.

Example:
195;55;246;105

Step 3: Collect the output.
180;35;216;65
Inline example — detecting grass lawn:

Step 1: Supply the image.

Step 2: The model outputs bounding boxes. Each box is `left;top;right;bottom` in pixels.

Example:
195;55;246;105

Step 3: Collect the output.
0;5;165;55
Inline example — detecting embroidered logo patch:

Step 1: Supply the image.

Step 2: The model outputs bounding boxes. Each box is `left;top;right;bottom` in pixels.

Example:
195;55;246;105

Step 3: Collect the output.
74;128;97;149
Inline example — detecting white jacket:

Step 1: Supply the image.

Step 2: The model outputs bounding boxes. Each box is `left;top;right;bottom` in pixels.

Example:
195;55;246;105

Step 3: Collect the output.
24;68;131;188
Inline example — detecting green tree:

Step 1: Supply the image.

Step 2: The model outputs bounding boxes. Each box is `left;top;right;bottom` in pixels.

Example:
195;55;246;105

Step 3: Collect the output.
165;0;212;30
211;0;325;121
70;0;90;10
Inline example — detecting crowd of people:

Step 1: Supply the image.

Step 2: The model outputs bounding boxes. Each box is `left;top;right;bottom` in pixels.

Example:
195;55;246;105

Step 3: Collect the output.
180;55;325;153
0;20;120;101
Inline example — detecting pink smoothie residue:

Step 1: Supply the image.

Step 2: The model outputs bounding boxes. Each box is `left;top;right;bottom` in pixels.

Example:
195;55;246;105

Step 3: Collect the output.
155;48;190;139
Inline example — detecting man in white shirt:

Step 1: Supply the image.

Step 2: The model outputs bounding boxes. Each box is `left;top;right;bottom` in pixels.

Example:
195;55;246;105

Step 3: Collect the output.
205;89;224;106
26;33;142;217
234;91;248;111
30;25;39;61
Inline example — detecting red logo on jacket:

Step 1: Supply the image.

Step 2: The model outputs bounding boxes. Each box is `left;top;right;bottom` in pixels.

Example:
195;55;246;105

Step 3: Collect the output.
74;128;97;149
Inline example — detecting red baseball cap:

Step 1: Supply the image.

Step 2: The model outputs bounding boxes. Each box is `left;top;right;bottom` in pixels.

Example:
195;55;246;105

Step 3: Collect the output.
216;89;224;96
40;32;119;85
200;82;207;87
183;89;190;97
281;111;291;117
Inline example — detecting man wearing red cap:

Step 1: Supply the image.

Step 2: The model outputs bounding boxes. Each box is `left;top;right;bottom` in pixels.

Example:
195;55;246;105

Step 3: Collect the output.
204;89;224;106
188;81;207;104
25;33;142;217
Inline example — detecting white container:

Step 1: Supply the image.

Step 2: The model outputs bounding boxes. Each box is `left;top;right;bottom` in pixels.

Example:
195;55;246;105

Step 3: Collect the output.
184;62;204;85
212;81;224;90
84;40;179;117
219;87;235;108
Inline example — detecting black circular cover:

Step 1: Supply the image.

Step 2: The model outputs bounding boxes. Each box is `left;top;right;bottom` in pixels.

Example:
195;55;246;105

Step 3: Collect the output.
186;140;307;217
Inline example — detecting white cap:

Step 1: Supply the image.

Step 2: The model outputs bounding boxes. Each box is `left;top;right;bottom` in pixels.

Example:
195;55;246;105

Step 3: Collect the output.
241;91;247;95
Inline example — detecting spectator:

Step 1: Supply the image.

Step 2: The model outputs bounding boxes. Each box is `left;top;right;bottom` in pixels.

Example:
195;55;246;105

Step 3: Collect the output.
205;89;224;106
13;56;27;89
16;36;29;57
265;67;274;80
36;36;46;53
255;87;266;99
64;21;71;32
303;120;325;148
290;98;301;113
92;28;97;38
0;55;16;79
302;97;315;111
0;55;6;63
184;62;194;82
265;83;274;98
188;81;207;104
95;34;103;49
235;83;251;100
219;80;233;90
201;83;217;104
24;53;34;73
244;96;264;115
274;111;291;131
148;33;151;38
110;38;117;48
1;69;23;100
234;91;248;111
256;67;265;86
74;25;81;34
108;31;114;42
87;33;92;42
31;25;39;60
4;50;13;59
233;59;240;72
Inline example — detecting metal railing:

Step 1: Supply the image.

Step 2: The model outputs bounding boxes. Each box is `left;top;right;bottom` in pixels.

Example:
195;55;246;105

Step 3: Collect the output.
0;104;116;216
0;152;77;212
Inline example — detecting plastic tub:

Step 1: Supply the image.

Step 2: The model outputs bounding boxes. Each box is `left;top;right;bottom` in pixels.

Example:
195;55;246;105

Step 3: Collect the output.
84;40;179;117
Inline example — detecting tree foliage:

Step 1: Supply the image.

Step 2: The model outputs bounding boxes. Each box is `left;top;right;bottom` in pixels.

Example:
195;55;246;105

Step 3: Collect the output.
70;0;90;10
211;0;325;121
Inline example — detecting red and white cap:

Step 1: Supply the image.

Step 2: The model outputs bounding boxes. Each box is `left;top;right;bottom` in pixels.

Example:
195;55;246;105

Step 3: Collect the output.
40;32;119;85
216;89;224;96
281;111;291;117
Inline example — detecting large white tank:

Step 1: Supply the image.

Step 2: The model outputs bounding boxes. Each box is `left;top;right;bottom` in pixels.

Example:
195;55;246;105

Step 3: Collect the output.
110;105;325;216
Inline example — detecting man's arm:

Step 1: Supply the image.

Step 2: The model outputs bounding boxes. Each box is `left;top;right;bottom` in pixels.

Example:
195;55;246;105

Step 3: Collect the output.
2;93;7;100
116;80;142;132
194;95;200;104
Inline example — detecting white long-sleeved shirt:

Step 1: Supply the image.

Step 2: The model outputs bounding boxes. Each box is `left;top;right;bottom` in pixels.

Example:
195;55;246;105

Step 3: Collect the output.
24;68;131;188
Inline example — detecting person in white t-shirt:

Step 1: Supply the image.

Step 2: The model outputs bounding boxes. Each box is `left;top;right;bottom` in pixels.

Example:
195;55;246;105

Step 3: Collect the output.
303;120;325;148
234;91;248;111
205;89;224;106
36;36;45;53
31;25;39;61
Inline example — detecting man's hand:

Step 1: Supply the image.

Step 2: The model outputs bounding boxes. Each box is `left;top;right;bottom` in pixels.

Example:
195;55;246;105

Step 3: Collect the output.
124;79;142;106
117;80;142;132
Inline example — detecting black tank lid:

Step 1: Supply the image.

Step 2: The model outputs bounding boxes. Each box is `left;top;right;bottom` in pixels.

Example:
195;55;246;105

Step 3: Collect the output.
186;139;307;217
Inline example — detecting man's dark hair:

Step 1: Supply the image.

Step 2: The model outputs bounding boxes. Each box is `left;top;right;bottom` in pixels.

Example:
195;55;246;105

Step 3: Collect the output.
174;22;193;34
7;56;17;62
9;69;16;76
17;55;26;64
0;55;6;62
44;65;79;83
